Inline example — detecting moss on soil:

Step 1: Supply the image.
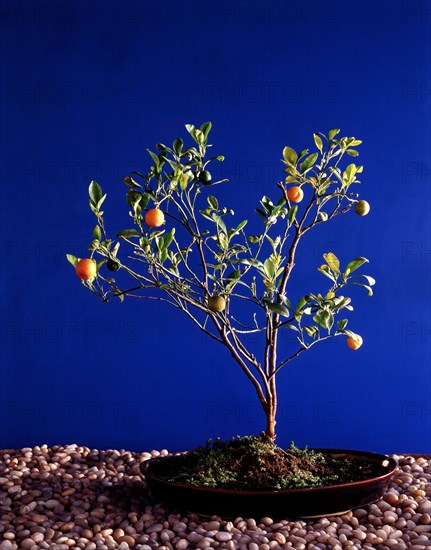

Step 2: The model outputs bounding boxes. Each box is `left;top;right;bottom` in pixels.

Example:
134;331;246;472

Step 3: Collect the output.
153;434;386;491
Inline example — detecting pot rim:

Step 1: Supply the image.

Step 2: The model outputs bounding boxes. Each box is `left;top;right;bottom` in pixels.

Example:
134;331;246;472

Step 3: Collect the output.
140;448;398;495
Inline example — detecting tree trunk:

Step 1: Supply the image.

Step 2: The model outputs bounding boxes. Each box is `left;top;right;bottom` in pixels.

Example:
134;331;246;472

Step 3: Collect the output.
265;402;277;440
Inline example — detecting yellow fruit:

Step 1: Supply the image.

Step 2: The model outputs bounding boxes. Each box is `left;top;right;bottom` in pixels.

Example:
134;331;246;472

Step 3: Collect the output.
286;186;304;203
347;335;363;350
76;258;97;280
145;208;165;227
208;295;226;313
354;200;370;216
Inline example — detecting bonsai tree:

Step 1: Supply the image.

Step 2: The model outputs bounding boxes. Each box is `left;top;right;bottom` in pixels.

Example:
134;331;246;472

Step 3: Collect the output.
68;123;374;441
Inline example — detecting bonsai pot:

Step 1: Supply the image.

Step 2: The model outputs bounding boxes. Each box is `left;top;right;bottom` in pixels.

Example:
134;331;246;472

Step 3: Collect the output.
141;449;398;519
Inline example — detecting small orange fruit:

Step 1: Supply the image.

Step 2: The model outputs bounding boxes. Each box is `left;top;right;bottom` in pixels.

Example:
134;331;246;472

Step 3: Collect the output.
346;334;363;350
286;186;304;203
354;200;370;216
207;295;226;313
76;258;97;280
145;208;165;227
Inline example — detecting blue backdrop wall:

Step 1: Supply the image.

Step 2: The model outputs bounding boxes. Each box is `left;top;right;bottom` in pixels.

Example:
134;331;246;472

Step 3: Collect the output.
1;0;430;454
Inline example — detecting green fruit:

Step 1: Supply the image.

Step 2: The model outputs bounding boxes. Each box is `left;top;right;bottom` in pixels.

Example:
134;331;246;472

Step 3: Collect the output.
354;200;370;216
106;259;120;272
199;170;212;184
207;295;226;312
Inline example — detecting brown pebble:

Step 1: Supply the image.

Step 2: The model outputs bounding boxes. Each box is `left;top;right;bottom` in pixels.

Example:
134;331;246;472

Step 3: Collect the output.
21;539;36;549
419;513;431;524
118;535;135;546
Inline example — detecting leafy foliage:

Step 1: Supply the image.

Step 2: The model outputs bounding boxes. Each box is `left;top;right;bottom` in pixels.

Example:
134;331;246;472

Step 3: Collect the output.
67;123;374;439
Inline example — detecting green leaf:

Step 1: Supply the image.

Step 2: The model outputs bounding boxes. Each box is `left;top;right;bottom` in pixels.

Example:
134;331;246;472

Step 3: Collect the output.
194;129;205;145
346;149;359;157
280;294;293;310
185;124;195;134
212;213;227;234
319;211;328;222
235;220;248;233
93;225;102;241
360;274;376;286
284;324;299;332
140;193;150;211
147;149;159;167
337;319;348;331
328;128;340;140
349;281;374;296
350;139;362;146
265;301;290;317
255;208;267;221
313;133;323;153
313;309;333;330
241;258;264;269
304;325;319;338
123;176;142;188
200;121;212;139
208;195;218;210
162;230;175;250
66;254;79;267
173;138;183;155
296;150;308;162
282;146;298;165
248;235;262;244
323;252;340;274
179;173;189;191
89;181;102;205
318;264;336;282
296;295;310;311
345;257;368;275
226;270;241;282
288;205;298;224
260;196;274;214
126;190;142;211
344;163;356;184
263;258;275;279
117;229;141;239
300;152;318;173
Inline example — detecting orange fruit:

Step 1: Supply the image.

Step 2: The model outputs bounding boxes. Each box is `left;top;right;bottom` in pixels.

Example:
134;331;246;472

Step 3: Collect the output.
354;200;370;216
286;186;304;203
346;335;363;350
145;208;165;227
76;258;97;280
208;295;226;313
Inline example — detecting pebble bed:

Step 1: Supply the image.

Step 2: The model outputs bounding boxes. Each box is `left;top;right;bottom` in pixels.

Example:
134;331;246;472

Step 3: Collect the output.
0;446;430;550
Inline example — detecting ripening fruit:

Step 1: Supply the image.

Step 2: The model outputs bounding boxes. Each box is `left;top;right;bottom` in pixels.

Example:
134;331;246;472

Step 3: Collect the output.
354;200;370;216
207;295;226;313
346;335;363;350
106;259;120;272
145;208;165;227
286;186;304;203
75;258;97;280
199;170;212;184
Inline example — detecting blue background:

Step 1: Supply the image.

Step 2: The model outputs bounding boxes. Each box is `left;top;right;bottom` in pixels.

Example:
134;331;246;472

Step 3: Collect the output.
1;0;430;454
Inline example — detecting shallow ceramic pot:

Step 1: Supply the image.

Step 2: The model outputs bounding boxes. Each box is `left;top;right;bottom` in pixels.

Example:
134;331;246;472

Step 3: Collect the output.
140;449;398;519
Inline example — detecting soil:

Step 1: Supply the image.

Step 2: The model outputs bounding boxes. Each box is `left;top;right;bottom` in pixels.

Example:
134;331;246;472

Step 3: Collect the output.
150;435;388;491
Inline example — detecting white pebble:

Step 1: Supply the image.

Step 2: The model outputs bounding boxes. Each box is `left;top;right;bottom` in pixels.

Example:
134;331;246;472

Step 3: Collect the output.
215;532;232;542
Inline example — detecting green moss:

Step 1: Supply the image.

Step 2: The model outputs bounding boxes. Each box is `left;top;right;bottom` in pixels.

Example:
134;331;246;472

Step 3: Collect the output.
158;435;383;491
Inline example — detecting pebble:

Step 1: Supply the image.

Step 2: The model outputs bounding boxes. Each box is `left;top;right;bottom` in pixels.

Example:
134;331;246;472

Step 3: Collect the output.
0;448;430;550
